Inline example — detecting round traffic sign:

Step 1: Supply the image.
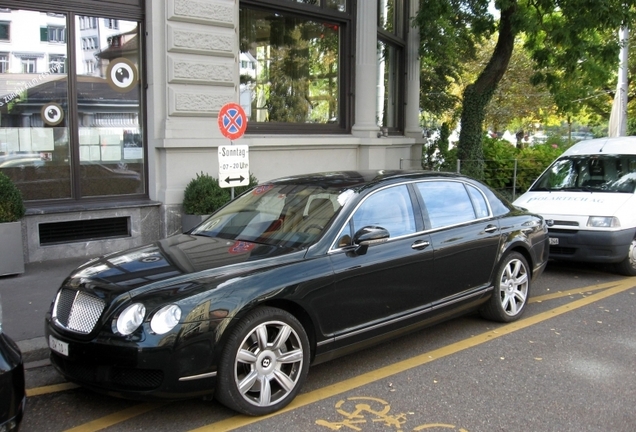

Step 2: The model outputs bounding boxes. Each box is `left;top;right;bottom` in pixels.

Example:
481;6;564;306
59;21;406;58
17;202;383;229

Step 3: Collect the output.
218;103;247;140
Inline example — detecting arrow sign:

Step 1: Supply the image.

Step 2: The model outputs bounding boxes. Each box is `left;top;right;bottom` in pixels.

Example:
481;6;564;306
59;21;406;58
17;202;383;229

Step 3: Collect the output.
218;144;249;188
224;175;245;184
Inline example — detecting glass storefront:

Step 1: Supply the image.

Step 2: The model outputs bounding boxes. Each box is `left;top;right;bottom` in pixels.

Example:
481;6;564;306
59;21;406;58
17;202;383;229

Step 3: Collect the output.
0;6;144;202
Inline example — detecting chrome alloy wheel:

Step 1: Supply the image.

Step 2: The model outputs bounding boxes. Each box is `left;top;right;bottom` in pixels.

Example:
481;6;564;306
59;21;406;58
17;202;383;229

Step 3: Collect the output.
498;258;529;316
234;320;305;408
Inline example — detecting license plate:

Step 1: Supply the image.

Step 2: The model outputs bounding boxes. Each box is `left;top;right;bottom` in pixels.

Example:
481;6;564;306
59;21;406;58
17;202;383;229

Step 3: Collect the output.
549;237;559;245
49;335;69;356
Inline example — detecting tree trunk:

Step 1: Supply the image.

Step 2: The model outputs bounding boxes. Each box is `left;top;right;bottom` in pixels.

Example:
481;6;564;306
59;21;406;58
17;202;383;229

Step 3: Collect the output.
457;2;518;179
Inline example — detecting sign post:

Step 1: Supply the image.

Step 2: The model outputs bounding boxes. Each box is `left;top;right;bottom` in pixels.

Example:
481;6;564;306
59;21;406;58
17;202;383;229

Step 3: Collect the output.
217;103;249;193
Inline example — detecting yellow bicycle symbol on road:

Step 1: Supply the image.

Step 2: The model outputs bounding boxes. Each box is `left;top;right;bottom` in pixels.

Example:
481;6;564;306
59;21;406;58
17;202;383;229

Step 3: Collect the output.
315;396;468;431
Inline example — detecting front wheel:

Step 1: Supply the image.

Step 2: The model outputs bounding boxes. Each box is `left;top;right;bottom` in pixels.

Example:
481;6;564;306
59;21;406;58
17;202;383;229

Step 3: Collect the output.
615;238;636;276
215;307;310;416
480;252;530;323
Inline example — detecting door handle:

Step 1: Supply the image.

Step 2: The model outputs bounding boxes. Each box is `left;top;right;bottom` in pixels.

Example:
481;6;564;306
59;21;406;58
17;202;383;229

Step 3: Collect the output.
484;224;498;233
411;240;430;250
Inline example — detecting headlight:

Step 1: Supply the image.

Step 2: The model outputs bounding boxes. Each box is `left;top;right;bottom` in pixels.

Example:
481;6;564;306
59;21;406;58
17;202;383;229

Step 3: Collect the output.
150;304;181;335
587;216;620;228
115;303;146;335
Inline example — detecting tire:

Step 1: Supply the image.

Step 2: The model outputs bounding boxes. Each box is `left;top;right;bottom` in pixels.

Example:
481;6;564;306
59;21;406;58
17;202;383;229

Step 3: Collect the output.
480;252;530;323
615;238;636;276
215;306;310;416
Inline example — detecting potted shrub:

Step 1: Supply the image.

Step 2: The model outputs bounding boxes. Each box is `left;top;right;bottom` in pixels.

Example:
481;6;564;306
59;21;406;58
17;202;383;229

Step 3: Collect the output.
0;172;26;276
181;172;258;232
182;172;231;232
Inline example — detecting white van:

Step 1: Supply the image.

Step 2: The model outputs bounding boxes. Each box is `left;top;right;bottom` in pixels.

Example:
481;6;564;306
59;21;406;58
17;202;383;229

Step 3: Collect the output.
513;136;636;276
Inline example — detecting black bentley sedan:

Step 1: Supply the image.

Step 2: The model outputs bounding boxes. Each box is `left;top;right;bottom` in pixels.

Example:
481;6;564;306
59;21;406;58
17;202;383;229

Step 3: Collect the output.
46;170;549;416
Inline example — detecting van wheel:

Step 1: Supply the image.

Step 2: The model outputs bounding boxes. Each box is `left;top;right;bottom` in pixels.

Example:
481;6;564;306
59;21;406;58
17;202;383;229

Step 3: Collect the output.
615;238;636;276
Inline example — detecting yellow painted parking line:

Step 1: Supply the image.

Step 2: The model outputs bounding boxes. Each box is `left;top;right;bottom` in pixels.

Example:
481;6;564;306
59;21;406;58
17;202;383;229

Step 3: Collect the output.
529;280;620;303
63;402;169;432
190;277;636;432
26;382;80;397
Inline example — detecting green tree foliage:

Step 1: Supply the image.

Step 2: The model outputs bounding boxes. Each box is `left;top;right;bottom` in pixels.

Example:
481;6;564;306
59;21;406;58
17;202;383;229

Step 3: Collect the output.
415;0;636;179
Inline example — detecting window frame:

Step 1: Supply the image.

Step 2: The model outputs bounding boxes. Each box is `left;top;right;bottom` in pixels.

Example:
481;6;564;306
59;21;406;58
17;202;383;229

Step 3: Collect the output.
240;0;354;134
376;0;407;134
0;1;147;207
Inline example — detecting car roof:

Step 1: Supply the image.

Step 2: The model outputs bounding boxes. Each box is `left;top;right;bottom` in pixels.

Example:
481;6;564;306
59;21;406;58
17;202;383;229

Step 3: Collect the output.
562;136;636;156
266;170;469;191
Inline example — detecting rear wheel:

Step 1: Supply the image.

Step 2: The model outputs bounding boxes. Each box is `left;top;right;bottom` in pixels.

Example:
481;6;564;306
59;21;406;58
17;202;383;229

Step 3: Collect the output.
615;238;636;276
480;252;530;322
215;307;309;416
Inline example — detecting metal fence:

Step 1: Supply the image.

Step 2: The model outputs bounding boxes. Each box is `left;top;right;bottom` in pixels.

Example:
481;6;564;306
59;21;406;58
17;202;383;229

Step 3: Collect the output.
399;158;547;202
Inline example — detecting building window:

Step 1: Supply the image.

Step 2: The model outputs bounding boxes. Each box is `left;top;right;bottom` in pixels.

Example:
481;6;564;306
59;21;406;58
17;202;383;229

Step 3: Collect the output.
82;36;98;50
239;0;353;133
377;0;406;132
0;7;145;203
0;54;8;73
49;55;66;73
41;25;66;43
0;21;9;41
104;18;119;29
21;57;36;73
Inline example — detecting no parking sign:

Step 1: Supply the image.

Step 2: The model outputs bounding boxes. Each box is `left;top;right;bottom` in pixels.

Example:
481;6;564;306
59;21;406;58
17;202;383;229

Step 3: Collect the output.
218;103;247;141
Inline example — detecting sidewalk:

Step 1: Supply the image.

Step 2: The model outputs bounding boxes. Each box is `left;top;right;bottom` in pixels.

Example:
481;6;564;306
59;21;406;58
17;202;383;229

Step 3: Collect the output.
0;257;90;362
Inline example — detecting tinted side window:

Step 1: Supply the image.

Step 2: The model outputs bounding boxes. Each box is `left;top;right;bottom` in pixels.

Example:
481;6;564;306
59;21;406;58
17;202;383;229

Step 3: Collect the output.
352;185;416;237
416;181;476;228
467;185;490;218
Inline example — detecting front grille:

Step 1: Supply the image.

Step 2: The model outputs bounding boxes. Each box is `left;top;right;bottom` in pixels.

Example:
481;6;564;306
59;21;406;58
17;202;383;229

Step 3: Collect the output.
54;289;105;334
51;354;164;391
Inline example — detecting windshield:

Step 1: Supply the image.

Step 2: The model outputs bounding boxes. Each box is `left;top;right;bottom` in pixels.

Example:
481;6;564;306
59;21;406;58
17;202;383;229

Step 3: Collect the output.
530;155;636;194
191;184;346;248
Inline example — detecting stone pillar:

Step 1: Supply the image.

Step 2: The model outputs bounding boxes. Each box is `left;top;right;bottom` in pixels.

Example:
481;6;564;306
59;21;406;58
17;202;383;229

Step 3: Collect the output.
351;1;380;138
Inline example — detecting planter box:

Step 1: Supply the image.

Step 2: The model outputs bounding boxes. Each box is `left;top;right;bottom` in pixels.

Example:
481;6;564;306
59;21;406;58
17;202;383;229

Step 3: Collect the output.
0;221;24;276
181;214;209;233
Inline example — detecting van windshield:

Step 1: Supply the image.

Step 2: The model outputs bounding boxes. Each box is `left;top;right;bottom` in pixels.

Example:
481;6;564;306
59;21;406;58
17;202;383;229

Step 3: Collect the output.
530;155;636;193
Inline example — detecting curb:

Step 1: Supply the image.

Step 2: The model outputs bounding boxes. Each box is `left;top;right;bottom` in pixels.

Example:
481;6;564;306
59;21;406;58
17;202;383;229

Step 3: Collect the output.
17;337;49;364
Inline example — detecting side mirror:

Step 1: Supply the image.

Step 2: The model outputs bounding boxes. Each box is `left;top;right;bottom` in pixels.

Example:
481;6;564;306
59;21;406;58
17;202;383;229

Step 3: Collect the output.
351;226;389;255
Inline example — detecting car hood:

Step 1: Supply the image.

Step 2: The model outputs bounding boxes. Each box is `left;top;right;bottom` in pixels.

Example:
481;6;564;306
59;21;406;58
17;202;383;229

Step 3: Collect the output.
513;191;632;217
64;234;304;297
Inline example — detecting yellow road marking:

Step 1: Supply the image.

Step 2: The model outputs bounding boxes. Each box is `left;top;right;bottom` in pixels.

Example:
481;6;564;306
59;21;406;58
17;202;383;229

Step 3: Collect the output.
190;277;635;432
63;403;169;432
529;280;619;303
25;278;635;432
26;382;80;397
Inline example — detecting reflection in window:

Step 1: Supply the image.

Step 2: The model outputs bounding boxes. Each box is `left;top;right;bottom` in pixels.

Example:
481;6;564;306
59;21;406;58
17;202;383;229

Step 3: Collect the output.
0;21;9;40
352;185;416;237
75;15;143;198
21;57;36;73
0;10;71;200
417;182;477;228
239;4;349;130
377;0;405;132
49;55;66;73
377;41;400;129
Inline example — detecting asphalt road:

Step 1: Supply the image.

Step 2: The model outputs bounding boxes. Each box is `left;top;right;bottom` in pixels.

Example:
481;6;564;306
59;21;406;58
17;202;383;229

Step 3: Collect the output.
20;261;636;432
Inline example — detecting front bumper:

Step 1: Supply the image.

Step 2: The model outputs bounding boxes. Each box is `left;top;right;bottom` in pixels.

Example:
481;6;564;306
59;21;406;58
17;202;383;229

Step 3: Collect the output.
547;227;636;264
45;319;222;400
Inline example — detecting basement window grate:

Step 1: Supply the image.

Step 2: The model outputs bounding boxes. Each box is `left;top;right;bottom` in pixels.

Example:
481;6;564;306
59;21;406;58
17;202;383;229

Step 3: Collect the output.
39;217;130;245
